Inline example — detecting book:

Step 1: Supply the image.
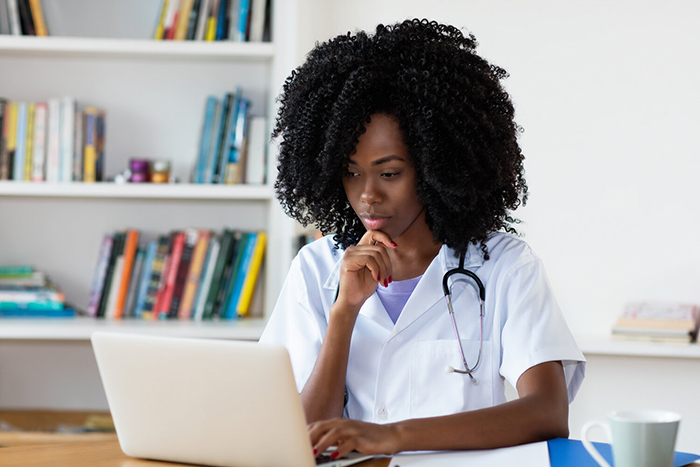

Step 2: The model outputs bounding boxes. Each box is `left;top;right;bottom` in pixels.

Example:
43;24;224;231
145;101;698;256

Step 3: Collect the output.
214;0;228;40
213;92;235;183
0;285;64;304
0;271;47;287
94;110;105;181
202;97;223;183
151;232;177;318
104;255;124;319
185;0;201;40
224;97;249;184
85;235;114;318
248;0;267;42
3;101;18;179
16;0;34;35
72;108;83;181
45;98;60;182
168;228;197;317
192;235;220;321
27;0;47;36
158;230;186;319
96;231;125;318
221;231;253;319
178;229;211;319
245;116;267;184
23;102;34;180
6;0;20;36
0;0;11;35
174;0;194;40
236;231;266;316
194;96;218;183
226;0;240;41
611;302;699;343
133;240;158;319
13;102;26;181
202;228;236;319
31;102;47;181
60;97;76;182
205;0;218;41
142;235;171;319
153;0;170;39
0;265;33;277
123;246;145;318
194;0;211;40
0;99;7;180
234;0;250;42
113;229;140;319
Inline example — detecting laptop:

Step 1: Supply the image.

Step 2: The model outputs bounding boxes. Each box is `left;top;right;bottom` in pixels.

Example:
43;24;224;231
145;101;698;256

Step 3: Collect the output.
91;332;374;467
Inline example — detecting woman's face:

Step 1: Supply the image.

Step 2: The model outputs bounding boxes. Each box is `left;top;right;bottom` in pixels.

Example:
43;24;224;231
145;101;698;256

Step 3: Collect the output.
342;113;427;242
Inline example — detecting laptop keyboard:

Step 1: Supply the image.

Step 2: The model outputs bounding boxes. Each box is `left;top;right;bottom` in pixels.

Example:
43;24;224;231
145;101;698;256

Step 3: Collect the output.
315;453;336;464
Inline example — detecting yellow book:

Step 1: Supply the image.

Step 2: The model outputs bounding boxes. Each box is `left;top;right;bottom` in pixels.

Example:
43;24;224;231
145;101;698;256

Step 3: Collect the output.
236;231;267;316
174;0;194;40
82;108;99;183
178;230;211;319
153;0;170;40
7;103;17;152
1;103;16;180
28;0;49;36
23;103;35;181
205;17;216;41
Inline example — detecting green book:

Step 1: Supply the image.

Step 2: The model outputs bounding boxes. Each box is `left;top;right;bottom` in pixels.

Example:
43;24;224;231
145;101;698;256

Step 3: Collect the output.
202;229;237;320
0;266;34;278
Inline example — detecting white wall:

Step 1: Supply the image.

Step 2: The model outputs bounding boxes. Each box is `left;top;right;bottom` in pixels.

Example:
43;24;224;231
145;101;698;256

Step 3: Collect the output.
297;0;700;337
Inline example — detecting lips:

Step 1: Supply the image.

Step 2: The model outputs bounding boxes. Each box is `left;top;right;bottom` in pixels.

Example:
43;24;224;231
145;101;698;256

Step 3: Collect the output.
361;215;390;231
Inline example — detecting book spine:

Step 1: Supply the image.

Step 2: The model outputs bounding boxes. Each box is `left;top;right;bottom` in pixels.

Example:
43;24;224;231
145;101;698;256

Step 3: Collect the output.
0;0;12;35
153;0;170;40
123;246;145;319
72;108;83;181
205;0;218;41
31;102;47;181
168;228;197;317
194;0;211;40
223;231;256;319
13;102;26;181
23;102;34;181
113;229;140;319
174;0;194;40
60;97;75;183
104;256;124;319
248;0;266;42
224;97;249;184
133;240;157;319
27;0;47;36
215;0;228;40
158;231;185;319
95;111;105;181
178;229;210;319
142;235;170;319
202;229;235;319
6;0;20;35
185;0;201;40
82;108;97;183
45;98;60;182
16;0;33;35
0;100;7;179
203;99;222;183
215;93;235;184
235;0;250;42
192;235;219;321
0;102;15;180
195;96;218;184
96;232;125;318
236;231;266;315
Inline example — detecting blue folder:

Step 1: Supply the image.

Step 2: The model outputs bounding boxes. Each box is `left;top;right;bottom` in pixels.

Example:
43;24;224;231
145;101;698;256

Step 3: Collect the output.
548;438;700;467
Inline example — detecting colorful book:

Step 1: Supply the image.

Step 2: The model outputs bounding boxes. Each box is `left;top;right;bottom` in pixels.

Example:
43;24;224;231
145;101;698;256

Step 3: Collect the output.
194;96;218;183
113;229;140;319
23;102;34;180
234;0;250;42
194;0;211;40
153;0;170;39
86;235;114;317
96;231;125;318
95;109;105;181
104;256;124;319
202;229;237;319
123;246;145;319
236;231;266;316
27;0;47;36
214;0;228;40
142;235;171;319
222;232;256;319
168;228;197;318
178;229;211;319
185;0;202;40
13;102;26;181
151;232;176;318
205;0;218;41
0;265;33;277
133;240;158;319
82;108;98;182
45;98;61;182
158;231;186;319
224;97;249;184
161;0;179;39
16;0;34;35
192;235;220;321
0;99;9;180
213;93;235;183
31;102;47;181
174;0;194;40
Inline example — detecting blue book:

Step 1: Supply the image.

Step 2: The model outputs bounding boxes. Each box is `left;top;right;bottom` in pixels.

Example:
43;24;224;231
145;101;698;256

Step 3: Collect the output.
212;93;234;184
215;0;229;40
13;102;27;181
223;231;257;319
547;438;700;467
133;240;158;319
0;307;75;318
223;97;249;184
237;0;250;41
195;96;218;184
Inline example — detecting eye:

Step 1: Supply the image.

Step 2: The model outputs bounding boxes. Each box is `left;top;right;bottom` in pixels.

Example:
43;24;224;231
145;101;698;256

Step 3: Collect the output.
381;171;401;178
343;169;359;178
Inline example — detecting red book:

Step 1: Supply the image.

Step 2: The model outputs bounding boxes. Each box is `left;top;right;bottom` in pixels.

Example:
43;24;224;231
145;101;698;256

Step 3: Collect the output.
156;231;185;319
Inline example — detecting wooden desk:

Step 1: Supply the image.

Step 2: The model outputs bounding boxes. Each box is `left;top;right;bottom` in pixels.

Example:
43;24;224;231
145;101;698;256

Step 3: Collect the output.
0;440;391;467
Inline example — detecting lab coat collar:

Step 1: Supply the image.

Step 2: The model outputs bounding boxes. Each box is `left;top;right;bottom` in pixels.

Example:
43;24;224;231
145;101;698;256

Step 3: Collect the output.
322;241;485;332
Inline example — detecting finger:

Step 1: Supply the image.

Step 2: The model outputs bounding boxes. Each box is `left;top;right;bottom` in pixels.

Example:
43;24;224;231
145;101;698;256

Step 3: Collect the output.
332;437;359;460
343;250;386;285
313;426;345;457
358;229;398;249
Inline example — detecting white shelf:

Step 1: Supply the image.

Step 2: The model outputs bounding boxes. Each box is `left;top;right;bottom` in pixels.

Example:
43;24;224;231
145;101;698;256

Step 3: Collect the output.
0;181;274;200
0;317;267;341
576;334;700;359
0;35;274;61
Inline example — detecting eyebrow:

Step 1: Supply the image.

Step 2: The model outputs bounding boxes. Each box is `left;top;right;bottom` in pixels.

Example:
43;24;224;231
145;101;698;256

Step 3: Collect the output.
347;155;406;166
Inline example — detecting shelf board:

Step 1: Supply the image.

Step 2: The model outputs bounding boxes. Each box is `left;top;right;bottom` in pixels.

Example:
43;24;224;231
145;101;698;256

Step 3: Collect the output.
576;334;700;359
0;35;274;61
0;316;267;341
0;181;274;200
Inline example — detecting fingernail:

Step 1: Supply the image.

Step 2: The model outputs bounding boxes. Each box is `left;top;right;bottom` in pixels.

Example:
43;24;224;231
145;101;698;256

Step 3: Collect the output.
330;451;340;459
384;279;388;287
313;448;317;456
391;241;398;247
389;275;392;283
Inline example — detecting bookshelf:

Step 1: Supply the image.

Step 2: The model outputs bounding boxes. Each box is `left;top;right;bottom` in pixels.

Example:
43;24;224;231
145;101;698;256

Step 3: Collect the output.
0;0;300;408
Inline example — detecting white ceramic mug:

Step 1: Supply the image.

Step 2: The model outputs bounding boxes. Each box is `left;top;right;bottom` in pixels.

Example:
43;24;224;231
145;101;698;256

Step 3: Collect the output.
581;409;681;467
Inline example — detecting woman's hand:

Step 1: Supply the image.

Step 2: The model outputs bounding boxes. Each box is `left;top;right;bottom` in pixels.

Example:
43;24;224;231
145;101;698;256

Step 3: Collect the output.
335;230;397;312
308;418;402;459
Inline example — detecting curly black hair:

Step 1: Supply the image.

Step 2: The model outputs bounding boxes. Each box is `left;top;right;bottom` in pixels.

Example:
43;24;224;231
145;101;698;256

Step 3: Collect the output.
273;19;528;259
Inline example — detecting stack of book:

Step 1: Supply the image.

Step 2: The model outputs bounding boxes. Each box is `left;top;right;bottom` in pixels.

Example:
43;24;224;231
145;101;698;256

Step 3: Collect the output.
0;98;106;183
192;90;267;185
0;266;74;317
87;228;266;321
153;0;271;42
0;0;49;36
612;302;699;344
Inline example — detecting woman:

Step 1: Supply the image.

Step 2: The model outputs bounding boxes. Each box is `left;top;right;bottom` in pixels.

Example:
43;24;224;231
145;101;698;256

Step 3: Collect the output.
260;19;585;459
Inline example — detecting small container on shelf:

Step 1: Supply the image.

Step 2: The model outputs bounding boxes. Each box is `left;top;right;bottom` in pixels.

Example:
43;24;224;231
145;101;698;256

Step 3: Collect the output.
150;160;171;183
129;159;149;183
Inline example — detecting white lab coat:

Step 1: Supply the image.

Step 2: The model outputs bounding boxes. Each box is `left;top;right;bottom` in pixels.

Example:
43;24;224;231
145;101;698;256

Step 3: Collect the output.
260;232;586;424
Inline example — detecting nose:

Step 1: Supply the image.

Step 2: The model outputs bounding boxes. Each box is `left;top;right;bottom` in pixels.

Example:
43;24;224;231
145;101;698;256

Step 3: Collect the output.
360;179;382;205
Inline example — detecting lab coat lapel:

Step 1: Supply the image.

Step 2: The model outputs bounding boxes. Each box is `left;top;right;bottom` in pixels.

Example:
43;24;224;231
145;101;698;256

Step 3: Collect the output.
390;243;484;338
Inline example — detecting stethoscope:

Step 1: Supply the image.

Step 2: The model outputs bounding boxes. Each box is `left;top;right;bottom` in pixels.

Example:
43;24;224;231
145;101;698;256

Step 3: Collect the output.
442;252;485;385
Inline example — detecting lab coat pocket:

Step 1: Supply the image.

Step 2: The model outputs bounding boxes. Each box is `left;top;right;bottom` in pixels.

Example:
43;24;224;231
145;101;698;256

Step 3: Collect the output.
409;339;492;418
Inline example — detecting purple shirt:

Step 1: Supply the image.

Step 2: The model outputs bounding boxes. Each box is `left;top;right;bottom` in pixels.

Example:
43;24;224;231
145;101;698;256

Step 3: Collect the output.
376;275;423;324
